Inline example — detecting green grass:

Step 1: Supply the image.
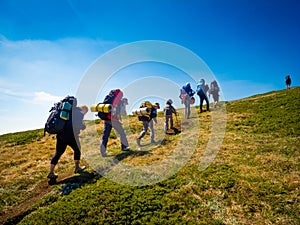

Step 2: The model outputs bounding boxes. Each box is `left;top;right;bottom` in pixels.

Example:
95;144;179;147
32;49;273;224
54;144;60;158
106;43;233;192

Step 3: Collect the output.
0;87;299;225
0;129;44;146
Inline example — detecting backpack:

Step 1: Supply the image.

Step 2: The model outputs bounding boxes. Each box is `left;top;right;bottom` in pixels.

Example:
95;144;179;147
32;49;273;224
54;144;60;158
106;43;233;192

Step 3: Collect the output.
44;96;77;135
209;81;219;94
97;89;123;120
196;85;205;96
182;83;195;97
138;101;153;121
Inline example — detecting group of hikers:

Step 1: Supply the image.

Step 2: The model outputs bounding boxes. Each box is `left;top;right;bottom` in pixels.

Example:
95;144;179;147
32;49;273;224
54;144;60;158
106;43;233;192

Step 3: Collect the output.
180;79;220;119
46;79;220;180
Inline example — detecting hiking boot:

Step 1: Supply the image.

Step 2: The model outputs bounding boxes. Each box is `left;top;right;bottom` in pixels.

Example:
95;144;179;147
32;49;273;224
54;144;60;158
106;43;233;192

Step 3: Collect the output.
136;138;141;146
101;153;109;157
74;166;86;174
122;146;130;151
47;172;58;179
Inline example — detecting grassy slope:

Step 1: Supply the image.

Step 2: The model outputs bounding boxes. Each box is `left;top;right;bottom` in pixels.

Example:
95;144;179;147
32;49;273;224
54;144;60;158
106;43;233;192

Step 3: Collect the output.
0;87;299;225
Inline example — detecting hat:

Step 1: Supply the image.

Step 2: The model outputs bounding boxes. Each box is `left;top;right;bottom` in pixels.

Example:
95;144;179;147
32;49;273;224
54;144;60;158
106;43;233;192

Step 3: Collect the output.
166;99;173;104
153;102;160;109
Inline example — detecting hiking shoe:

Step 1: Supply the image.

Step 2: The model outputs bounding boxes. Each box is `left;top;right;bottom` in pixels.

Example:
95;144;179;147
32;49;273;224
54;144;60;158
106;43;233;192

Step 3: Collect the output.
74;166;86;174
101;153;109;157
47;172;58;179
136;138;141;146
122;147;130;151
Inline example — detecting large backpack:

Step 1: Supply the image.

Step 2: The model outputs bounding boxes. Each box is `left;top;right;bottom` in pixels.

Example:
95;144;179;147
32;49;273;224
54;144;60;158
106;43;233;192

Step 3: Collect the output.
97;89;123;120
44;96;77;135
137;101;153;122
182;83;195;97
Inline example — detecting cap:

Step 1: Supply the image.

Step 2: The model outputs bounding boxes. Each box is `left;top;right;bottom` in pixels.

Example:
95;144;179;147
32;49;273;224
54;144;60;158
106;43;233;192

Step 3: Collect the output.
153;102;160;109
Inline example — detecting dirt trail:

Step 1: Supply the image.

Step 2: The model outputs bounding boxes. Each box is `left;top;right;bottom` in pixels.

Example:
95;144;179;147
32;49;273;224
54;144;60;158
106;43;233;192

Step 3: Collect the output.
0;172;73;225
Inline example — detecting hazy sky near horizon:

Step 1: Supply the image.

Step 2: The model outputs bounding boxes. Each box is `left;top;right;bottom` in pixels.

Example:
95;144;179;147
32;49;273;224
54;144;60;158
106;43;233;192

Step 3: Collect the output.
0;0;299;134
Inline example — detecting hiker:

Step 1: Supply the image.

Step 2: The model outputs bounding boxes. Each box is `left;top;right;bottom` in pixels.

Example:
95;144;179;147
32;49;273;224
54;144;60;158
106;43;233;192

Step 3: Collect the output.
120;98;128;116
285;75;292;89
163;99;177;133
180;82;195;119
136;102;160;146
209;80;220;108
99;89;130;157
196;79;210;113
47;104;88;179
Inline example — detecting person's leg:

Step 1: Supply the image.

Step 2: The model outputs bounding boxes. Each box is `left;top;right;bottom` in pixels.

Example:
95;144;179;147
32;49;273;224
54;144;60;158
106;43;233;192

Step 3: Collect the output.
69;137;86;173
170;115;174;128
164;115;169;133
137;121;149;146
112;120;129;150
186;98;191;118
138;121;149;139
48;137;67;178
100;120;112;156
204;95;210;111
149;119;155;143
200;97;204;113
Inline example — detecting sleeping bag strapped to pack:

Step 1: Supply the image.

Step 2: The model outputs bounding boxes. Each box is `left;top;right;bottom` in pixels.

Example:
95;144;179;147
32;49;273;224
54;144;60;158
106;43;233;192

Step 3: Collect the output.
44;96;77;135
97;89;123;120
136;101;153;121
90;103;112;113
132;107;151;116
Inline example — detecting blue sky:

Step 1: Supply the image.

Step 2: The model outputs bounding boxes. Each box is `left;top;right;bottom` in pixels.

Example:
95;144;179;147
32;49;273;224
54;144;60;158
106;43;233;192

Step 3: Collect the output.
0;0;299;134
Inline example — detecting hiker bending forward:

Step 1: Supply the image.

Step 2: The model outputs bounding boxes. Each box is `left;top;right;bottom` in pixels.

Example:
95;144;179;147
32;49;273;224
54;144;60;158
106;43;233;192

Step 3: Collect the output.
137;102;160;146
48;104;88;179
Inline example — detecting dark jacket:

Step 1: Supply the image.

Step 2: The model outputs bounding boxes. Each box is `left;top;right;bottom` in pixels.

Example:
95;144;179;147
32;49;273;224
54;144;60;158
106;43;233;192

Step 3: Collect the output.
57;107;85;140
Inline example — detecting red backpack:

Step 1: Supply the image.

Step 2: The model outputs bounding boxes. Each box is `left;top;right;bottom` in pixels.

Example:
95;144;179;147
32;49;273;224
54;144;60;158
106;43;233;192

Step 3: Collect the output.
97;89;123;120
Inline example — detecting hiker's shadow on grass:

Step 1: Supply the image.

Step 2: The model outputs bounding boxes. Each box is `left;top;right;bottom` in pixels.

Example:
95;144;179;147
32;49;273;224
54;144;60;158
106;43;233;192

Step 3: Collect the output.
113;150;152;161
56;171;101;195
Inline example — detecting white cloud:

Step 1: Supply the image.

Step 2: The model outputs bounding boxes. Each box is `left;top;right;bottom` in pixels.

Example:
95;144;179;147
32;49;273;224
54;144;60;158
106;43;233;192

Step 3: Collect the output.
32;91;62;104
0;36;119;134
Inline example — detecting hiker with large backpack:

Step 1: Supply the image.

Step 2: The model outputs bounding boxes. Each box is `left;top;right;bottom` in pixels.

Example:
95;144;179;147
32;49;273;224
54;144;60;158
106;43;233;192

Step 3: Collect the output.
196;79;210;113
163;99;177;134
46;96;88;180
134;101;160;146
209;80;220;108
179;82;195;119
93;89;130;157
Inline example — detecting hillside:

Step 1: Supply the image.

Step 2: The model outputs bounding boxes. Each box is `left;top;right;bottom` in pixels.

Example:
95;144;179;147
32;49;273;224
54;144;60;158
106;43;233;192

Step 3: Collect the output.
0;87;299;225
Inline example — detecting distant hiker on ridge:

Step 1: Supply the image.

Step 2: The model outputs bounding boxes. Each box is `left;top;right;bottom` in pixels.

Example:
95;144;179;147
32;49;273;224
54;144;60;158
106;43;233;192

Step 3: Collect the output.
285;75;292;89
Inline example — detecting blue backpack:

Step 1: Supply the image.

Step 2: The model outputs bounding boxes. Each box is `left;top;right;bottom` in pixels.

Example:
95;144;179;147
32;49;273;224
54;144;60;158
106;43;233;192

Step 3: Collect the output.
182;83;195;97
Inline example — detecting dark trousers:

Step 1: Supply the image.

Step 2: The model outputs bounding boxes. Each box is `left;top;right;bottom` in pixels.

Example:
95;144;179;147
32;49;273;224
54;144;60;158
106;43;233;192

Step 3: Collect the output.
100;120;129;155
51;135;81;165
199;94;210;112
